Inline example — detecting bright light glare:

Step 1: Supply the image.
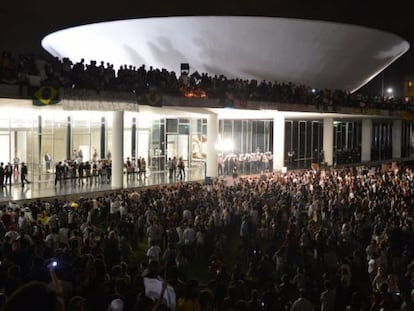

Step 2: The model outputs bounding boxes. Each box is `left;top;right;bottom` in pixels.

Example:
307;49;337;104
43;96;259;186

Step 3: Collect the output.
215;138;234;152
387;88;393;94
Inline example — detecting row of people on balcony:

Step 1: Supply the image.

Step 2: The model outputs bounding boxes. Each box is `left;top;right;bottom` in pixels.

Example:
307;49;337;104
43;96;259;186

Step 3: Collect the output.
0;50;411;111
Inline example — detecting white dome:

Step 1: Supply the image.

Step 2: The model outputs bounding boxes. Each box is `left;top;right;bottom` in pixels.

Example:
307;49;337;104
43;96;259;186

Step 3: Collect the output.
41;16;409;92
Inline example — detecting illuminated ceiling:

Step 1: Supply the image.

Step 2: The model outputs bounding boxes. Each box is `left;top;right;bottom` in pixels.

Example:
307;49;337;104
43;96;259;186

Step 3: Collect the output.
0;99;394;121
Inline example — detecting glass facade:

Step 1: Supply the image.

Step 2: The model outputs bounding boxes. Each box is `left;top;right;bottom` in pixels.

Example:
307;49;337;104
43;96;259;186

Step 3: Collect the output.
333;121;362;165
217;119;273;175
371;121;393;161
218;119;273;155
0;111;141;182
402;120;414;158
149;119;165;171
0;104;410;185
285;120;323;169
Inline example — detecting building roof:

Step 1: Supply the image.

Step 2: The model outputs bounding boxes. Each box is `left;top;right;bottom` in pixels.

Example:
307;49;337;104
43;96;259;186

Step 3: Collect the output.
2;1;413;93
42;16;408;92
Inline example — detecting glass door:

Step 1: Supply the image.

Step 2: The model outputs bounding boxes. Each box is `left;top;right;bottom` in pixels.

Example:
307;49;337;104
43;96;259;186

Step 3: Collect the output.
167;134;178;161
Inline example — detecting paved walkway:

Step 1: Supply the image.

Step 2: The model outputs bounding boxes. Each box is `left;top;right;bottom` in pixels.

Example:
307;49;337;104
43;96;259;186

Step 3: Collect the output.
0;167;206;203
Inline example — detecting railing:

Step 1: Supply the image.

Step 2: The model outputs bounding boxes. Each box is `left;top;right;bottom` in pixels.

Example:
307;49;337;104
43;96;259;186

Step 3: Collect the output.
2;83;413;119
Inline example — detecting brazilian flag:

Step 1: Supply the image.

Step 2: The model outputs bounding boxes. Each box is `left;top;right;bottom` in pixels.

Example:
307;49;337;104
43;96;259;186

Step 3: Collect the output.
32;86;60;106
142;88;162;107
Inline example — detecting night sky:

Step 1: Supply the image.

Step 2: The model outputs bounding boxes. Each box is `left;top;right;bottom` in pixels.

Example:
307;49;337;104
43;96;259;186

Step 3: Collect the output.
1;0;413;96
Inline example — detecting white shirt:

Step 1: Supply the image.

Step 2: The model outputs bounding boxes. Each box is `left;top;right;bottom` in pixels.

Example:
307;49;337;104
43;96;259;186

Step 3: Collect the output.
183;227;196;245
183;209;192;222
45;233;60;243
222;209;231;226
250;209;259;225
5;230;19;242
194;215;201;227
58;227;70;245
48;214;59;229
146;245;161;261
320;289;336;311
120;204;128;217
196;231;205;245
68;211;74;224
176;226;184;245
18;216;27;231
290;297;313;311
110;200;121;214
368;258;376;274
9;201;20;211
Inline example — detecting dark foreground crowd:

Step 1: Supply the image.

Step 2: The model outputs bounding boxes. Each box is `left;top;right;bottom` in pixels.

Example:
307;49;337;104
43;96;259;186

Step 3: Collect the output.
0;164;414;311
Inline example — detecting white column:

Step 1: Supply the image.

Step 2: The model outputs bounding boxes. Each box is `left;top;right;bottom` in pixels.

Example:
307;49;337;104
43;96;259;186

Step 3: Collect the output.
17;131;27;163
361;119;372;162
206;113;218;178
392;120;402;159
273;113;285;171
323;118;334;166
111;111;124;188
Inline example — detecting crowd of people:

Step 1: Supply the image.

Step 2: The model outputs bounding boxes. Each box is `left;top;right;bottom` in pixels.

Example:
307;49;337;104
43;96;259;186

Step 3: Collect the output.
54;153;190;188
1;50;414;311
54;156;149;188
0;162;413;310
0;156;30;189
1;50;413;112
218;152;274;176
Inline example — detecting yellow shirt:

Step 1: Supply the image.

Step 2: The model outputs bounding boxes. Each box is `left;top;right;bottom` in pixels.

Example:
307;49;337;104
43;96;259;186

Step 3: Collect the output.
37;213;49;226
176;298;200;311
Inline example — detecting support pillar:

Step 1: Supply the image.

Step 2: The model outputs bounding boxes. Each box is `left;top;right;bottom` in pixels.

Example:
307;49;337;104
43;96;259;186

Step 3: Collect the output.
361;119;372;162
273;113;285;171
100;117;106;160
206;113;218;178
323;118;333;166
66;116;72;161
132;117;137;159
111;111;124;189
392;120;402;159
38;116;42;181
37;116;42;164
